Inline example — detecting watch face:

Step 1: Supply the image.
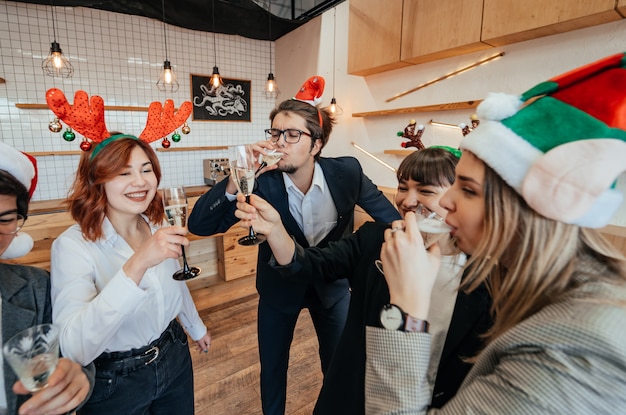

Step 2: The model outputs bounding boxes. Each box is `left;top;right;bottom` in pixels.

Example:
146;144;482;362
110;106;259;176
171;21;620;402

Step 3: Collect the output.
380;304;404;330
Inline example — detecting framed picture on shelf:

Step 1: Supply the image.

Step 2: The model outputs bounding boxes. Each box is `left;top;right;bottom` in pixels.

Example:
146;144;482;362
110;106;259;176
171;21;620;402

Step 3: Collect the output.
191;74;251;122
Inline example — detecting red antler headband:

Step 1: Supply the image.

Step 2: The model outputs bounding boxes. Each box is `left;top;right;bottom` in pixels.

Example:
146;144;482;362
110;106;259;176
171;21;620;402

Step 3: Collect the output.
45;89;192;158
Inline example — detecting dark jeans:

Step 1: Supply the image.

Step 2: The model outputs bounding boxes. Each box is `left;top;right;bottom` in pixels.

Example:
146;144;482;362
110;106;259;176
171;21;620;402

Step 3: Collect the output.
258;288;350;415
78;320;194;415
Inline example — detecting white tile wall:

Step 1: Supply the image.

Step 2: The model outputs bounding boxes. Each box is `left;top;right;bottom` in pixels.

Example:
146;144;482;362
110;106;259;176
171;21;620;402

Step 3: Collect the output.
0;0;278;200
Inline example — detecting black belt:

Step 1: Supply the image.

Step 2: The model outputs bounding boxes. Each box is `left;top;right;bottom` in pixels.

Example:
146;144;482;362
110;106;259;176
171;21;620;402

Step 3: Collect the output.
94;319;180;374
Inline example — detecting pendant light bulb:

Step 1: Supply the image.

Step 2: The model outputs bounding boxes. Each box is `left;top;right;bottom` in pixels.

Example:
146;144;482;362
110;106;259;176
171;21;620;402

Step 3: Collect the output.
157;60;179;92
210;66;223;89
156;0;179;92
42;42;74;78
264;73;280;99
329;97;343;115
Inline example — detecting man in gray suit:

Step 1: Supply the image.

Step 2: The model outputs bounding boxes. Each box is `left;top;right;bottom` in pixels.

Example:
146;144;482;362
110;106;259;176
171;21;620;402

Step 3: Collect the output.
0;142;94;415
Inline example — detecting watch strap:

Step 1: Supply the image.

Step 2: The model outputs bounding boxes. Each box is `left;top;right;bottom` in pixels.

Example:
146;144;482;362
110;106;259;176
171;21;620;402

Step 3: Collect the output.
403;314;429;333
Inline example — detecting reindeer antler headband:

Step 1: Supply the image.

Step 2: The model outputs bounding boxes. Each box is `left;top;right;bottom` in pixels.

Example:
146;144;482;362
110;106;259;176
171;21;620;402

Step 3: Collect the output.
45;88;192;158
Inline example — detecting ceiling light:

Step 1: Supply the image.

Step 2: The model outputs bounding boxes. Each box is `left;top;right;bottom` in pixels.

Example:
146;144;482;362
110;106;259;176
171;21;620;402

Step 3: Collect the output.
326;7;342;115
156;0;179;92
41;0;73;78
209;0;224;89
263;0;280;99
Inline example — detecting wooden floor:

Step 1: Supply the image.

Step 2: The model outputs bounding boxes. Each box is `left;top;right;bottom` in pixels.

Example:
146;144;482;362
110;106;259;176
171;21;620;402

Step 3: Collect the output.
189;292;323;414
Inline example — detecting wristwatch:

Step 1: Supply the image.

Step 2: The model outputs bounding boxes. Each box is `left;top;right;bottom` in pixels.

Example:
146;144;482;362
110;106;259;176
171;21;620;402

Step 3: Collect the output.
380;304;429;333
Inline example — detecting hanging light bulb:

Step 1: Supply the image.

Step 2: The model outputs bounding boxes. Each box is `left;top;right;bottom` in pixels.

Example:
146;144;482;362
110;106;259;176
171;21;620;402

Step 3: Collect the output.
209;0;224;89
41;1;73;78
156;0;179;92
263;0;280;99
329;97;343;115
264;72;280;98
210;66;223;89
326;7;342;115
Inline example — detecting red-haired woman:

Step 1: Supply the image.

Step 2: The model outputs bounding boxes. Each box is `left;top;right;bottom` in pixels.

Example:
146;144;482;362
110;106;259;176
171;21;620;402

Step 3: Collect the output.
50;136;211;415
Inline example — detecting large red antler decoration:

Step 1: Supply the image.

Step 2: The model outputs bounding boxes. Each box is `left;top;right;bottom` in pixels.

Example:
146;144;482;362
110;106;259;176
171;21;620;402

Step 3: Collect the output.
46;88;110;143
45;88;192;151
140;100;193;144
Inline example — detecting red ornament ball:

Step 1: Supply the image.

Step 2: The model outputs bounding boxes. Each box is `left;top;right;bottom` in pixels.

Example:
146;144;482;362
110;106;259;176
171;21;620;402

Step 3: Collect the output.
162;138;171;148
80;141;92;151
400;142;407;148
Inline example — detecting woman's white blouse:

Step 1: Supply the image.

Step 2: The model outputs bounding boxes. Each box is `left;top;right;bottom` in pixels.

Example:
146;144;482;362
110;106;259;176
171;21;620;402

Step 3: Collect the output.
50;216;206;366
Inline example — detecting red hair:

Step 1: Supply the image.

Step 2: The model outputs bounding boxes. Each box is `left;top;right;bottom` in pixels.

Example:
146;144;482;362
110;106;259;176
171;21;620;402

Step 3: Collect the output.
67;138;164;241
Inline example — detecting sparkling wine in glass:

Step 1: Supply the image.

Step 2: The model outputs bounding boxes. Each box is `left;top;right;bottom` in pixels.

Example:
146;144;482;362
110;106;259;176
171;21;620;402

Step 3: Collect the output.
229;145;267;246
375;205;452;275
256;149;283;174
162;186;201;280
3;324;59;392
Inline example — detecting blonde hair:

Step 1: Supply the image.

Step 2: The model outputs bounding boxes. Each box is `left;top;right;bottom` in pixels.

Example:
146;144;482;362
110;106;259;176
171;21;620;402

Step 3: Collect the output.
461;162;626;342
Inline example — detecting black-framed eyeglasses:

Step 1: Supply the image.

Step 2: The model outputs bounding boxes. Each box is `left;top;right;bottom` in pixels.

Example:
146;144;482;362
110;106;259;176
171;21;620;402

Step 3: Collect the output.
264;128;312;144
0;214;25;235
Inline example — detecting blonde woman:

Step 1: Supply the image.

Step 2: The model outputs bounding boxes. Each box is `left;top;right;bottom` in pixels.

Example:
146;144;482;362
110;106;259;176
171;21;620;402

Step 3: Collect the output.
366;53;626;413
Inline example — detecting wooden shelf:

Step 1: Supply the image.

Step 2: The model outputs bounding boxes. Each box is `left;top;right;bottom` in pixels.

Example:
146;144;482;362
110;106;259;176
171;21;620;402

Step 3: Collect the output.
384;149;414;156
352;100;482;118
29;147;227;157
15;103;152;111
156;146;228;152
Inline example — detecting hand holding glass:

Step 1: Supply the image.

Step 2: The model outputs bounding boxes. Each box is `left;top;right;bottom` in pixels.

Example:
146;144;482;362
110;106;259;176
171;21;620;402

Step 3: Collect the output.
375;204;452;275
3;324;60;392
229;145;266;246
162;186;201;280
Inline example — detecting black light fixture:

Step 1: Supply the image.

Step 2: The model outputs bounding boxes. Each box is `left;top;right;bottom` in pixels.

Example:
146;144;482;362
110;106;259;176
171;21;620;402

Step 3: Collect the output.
156;0;179;92
209;0;224;89
42;0;73;78
327;7;343;115
263;0;280;99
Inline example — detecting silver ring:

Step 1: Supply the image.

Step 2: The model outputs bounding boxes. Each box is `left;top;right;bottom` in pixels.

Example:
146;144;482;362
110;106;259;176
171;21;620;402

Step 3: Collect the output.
391;226;403;234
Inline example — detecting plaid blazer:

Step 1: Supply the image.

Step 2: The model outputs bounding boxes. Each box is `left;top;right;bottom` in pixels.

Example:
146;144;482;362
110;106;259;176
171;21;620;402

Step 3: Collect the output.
365;269;626;414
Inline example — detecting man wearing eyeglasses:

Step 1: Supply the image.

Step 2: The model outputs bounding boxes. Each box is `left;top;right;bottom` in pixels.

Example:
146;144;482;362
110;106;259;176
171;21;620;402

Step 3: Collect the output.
189;91;400;415
0;141;94;415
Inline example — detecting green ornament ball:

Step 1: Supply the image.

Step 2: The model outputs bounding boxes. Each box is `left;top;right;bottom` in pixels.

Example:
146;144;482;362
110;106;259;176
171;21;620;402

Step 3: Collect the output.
172;132;181;142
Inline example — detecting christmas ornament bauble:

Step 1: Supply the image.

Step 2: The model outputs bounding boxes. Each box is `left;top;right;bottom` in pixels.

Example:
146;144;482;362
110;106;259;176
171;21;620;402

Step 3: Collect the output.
80;141;92;151
182;123;191;134
49;118;62;133
172;132;181;142
162;138;171;148
63;128;76;141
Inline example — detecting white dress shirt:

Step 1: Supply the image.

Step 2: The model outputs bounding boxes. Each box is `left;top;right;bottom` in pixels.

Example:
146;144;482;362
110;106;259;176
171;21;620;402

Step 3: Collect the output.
50;216;206;366
283;162;337;247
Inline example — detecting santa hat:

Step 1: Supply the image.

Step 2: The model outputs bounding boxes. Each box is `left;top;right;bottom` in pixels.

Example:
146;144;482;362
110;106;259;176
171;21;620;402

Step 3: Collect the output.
461;52;626;228
293;76;325;106
0;141;38;198
0;141;37;259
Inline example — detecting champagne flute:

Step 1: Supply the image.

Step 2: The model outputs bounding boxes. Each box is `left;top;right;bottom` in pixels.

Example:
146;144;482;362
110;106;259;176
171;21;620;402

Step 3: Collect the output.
229;145;267;246
255;149;283;175
162;186;201;280
375;204;452;275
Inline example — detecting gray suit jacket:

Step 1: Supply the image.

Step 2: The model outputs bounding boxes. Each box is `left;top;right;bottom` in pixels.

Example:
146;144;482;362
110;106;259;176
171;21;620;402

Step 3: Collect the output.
365;273;626;414
0;263;94;415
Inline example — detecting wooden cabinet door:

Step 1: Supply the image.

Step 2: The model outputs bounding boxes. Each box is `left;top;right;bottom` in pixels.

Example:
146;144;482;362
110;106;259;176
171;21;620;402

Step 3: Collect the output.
348;0;411;76
618;0;626;16
401;0;491;65
482;0;622;46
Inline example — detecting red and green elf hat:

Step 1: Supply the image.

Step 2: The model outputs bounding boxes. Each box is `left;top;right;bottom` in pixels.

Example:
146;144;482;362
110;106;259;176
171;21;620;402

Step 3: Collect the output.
461;52;626;228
